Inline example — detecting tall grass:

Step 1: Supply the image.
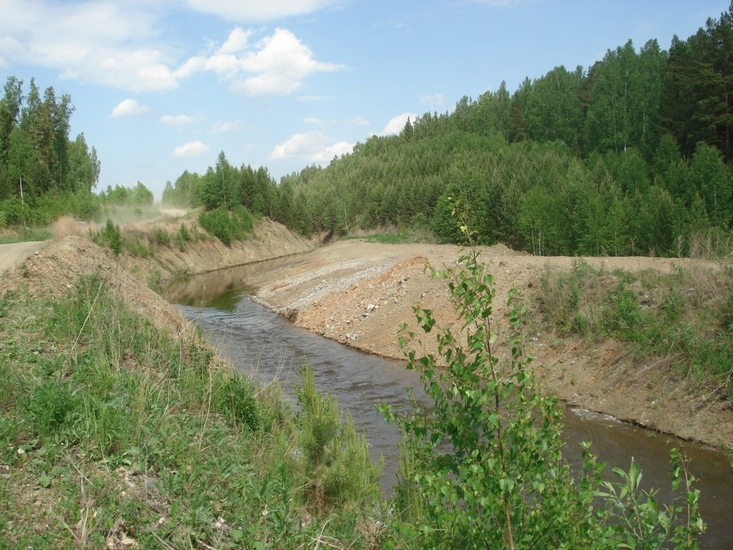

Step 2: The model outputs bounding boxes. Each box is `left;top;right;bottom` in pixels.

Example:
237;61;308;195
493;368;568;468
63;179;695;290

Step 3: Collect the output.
540;259;733;399
0;277;382;548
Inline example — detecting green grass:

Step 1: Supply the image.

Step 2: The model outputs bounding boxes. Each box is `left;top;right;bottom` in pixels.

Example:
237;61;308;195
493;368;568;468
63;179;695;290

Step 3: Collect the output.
0;277;382;548
0;226;52;244
539;259;733;399
341;229;434;245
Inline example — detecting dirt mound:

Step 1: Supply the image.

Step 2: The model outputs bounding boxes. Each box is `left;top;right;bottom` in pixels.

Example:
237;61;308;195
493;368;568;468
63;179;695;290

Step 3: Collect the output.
0;236;193;336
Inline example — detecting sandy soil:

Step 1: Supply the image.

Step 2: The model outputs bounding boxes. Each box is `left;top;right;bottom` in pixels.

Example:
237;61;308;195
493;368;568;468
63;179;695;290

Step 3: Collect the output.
0;241;47;272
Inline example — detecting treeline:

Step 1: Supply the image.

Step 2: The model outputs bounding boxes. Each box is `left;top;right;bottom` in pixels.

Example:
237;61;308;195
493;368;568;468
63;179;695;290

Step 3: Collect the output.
163;152;278;216
166;4;733;257
0;77;101;226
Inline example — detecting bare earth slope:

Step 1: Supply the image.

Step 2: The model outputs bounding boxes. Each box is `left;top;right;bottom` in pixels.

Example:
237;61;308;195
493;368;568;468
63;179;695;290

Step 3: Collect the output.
246;239;732;450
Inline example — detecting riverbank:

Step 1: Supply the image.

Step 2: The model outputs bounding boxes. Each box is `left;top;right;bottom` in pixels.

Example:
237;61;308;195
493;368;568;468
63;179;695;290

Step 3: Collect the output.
239;239;733;452
0;221;379;548
2;218;731;451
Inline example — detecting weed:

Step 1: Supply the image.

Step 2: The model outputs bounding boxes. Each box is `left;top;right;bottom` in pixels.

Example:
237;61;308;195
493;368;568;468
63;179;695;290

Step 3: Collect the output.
153;228;171;247
147;268;164;294
540;263;733;401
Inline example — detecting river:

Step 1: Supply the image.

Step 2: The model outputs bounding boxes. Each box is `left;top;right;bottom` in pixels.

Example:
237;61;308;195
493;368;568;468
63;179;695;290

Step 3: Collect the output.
166;264;733;549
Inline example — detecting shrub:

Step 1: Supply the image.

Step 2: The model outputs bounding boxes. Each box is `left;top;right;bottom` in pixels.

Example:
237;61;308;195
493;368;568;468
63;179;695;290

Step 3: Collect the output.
199;207;232;245
231;205;254;239
92;219;122;255
296;362;381;515
176;223;192;251
383;226;704;548
153;228;171;247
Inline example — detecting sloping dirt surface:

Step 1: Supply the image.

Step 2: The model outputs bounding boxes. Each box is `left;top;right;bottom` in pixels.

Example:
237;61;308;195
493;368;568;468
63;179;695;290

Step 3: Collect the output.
246;239;733;450
0;241;47;273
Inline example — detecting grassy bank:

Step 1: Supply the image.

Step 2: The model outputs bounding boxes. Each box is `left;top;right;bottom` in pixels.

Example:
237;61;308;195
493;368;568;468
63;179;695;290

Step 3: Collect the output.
540;260;733;402
0;277;381;549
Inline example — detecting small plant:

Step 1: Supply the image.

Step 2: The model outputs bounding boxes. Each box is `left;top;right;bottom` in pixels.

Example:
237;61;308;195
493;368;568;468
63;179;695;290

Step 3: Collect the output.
199;207;232;245
296;362;381;516
153;227;171;247
147;268;164;294
93;219;122;255
176;223;191;251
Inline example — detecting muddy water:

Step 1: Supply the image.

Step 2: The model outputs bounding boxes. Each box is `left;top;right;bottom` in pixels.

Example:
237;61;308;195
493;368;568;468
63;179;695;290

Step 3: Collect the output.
166;266;733;549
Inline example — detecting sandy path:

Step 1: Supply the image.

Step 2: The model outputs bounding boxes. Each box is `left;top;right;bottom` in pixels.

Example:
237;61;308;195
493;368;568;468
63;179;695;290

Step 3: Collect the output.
0;241;47;273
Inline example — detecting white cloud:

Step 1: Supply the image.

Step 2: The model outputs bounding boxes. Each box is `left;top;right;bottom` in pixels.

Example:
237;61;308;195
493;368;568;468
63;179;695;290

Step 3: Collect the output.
111;99;150;117
218;26;252;54
420;93;445;109
173;140;209;157
268;131;353;163
211;120;242;134
160;114;195;126
183;0;347;22
381;112;419;136
313;141;353;162
231;28;344;96
0;3;340;95
0;0;179;91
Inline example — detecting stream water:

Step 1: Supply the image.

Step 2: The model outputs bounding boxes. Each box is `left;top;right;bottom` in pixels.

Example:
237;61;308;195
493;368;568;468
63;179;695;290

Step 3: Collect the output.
165;263;733;549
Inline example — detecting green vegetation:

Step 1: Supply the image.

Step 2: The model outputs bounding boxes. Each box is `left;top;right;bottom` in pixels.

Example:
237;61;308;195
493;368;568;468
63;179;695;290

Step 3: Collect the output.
160;4;733;258
93;219;122;255
0;77;101;227
98;182;154;209
0;226;51;244
540;260;733;400
381;226;704;548
198;204;254;245
0;278;381;548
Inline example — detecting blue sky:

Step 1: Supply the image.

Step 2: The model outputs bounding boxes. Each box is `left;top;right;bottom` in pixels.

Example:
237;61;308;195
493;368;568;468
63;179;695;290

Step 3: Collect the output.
0;0;728;200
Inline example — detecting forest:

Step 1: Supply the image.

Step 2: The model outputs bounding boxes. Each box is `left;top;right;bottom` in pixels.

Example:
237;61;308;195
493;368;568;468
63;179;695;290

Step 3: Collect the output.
0;77;102;227
164;4;733;258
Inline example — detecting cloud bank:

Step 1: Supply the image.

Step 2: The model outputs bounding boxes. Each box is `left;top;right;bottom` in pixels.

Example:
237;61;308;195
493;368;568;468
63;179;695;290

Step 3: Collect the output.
0;1;343;94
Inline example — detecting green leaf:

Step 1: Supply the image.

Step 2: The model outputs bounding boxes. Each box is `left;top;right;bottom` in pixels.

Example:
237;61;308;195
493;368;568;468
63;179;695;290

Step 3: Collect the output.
37;473;51;488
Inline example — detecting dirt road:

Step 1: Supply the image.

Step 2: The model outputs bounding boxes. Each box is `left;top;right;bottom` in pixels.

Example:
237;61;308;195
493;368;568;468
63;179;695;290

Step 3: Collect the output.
0;241;47;273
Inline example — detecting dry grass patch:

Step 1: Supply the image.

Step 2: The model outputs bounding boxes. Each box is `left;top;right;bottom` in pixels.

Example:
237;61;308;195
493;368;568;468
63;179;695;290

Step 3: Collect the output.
51;216;95;240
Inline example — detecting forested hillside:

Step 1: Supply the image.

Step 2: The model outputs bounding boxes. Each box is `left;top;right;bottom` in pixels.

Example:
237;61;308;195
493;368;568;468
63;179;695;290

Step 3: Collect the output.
0;77;102;226
166;5;733;258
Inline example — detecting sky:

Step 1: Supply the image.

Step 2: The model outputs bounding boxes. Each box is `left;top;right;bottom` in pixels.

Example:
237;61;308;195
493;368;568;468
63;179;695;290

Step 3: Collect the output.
0;0;729;200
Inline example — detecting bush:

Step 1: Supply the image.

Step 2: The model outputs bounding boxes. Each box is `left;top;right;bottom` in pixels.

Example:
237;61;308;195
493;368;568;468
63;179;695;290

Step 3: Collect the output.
296;362;381;515
231;205;254;239
153;228;171;247
176;224;192;251
199;207;232;245
92;219;122;255
383;231;704;548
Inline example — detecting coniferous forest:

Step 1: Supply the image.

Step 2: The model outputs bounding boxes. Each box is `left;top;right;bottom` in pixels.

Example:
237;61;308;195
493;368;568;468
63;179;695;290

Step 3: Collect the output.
164;4;733;258
0;77;101;226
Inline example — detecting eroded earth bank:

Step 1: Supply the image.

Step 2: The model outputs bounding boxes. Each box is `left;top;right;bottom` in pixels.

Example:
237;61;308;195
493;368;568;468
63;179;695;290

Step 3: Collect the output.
2;220;731;452
241;239;733;452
